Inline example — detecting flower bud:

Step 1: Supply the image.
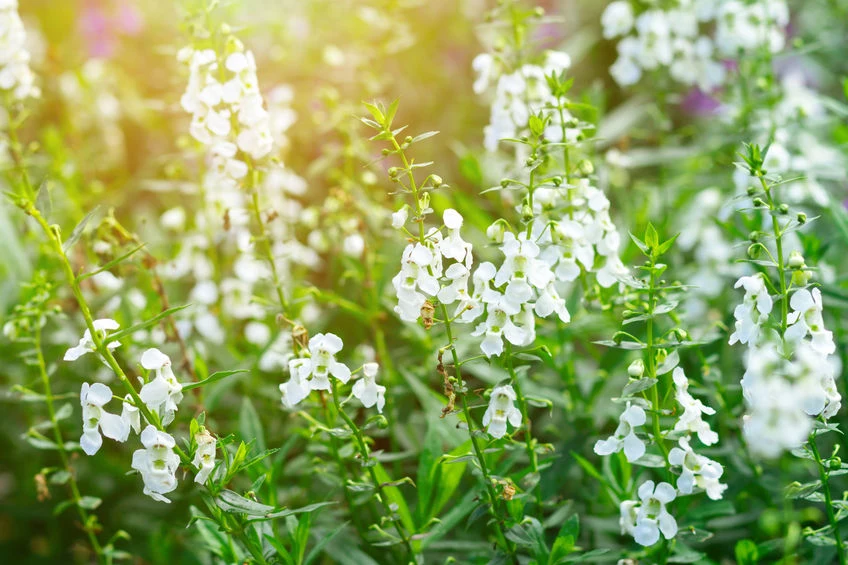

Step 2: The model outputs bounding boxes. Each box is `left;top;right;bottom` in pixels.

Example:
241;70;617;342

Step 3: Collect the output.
791;269;812;286
788;251;805;270
627;359;645;378
578;159;594;176
747;244;761;259
797;212;807;224
778;204;789;215
431;174;443;187
487;221;505;243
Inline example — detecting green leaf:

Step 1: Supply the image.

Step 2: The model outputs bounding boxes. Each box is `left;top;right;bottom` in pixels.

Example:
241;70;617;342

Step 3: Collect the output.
62;207;100;253
373;463;416;535
363;102;385;124
36;179;52;220
304;520;348;565
622;377;658;396
239;397;266;453
256;501;337;521
215;490;274;516
104;304;191;344
644;223;659;251
385;99;400;127
78;496;102;510
410;130;439;144
182;369;247;392
77;243;147;282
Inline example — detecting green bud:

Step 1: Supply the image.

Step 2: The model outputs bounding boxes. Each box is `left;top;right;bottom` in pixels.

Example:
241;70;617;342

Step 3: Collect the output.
747;244;761;259
791;269;812;286
797;212;807;224
381;148;390;156
752;198;766;207
830;457;842;470
746;186;757;196
404;136;413;144
578;159;594;176
779;203;789;214
431;174;443;187
749;231;760;243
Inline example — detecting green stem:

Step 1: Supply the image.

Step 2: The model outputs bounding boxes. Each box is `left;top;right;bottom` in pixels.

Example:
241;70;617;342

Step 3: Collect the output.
318;393;371;546
386;128;517;560
758;174;788;332
809;431;846;565
504;343;541;508
34;323;108;565
329;381;417;563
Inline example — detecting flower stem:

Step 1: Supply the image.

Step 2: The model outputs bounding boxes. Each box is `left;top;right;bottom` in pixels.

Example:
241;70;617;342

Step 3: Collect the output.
505;343;541;508
329;381;418;563
809;431;846;565
34;323;108;565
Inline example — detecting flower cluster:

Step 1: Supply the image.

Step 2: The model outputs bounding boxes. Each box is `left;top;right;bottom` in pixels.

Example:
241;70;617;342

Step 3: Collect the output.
64;322;215;502
731;260;841;458
279;332;386;413
529;177;631;290
165;31;315;362
0;0;38;100
669;367;726;500
391;208;473;324
473;50;574;154
602;0;787;89
465;231;568;357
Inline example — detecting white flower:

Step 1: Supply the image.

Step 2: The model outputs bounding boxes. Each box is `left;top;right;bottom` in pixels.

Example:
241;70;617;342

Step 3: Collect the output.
64;319;120;361
131;425;180;503
729;274;773;346
786;288;835;355
439;209;473;265
742;347;812;459
280;358;310;409
307;333;351;387
343;233;365;257
120;395;141;436
391;205;409;229
79;382;130;455
632;480;678;546
192;428;217;484
668;437;726;500
672;368;718;446
482;385;522;439
352;362;386;413
495;232;553;296
0;1;39;100
279;333;351;408
437;263;471;307
139;348;184;426
601;1;634;39
392;242;442;322
594;402;646;462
